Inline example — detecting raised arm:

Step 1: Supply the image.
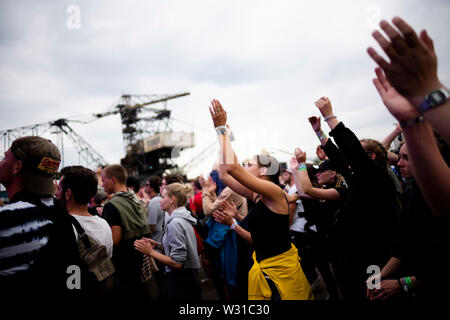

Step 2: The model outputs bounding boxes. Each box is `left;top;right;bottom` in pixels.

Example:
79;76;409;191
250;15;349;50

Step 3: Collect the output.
368;17;450;144
292;150;341;201
314;97;375;174
382;124;402;165
372;65;450;216
209;99;284;203
218;162;254;202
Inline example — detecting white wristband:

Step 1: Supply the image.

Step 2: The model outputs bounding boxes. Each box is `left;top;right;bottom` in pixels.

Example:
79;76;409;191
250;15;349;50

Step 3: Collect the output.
324;115;337;121
230;218;238;230
216;125;227;135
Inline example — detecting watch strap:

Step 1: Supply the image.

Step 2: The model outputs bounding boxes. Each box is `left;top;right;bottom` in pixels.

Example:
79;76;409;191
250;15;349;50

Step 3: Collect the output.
418;88;449;114
400;116;424;129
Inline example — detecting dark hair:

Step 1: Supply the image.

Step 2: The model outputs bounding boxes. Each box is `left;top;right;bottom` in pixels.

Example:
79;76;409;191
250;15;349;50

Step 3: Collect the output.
256;154;281;186
163;174;184;185
61;166;98;205
306;164;320;188
126;176;141;193
192;177;202;190
147;176;162;194
94;188;107;205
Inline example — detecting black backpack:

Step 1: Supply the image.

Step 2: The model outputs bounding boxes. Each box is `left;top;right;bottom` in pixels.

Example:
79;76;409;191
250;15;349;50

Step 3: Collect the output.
69;215;116;297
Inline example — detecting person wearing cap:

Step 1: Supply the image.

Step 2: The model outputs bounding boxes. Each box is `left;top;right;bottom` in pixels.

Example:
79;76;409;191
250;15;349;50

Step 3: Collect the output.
291;151;346;300
0;136;80;302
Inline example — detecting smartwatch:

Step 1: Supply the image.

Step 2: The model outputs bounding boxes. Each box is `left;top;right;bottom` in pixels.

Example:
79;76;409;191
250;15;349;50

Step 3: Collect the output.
418;88;449;114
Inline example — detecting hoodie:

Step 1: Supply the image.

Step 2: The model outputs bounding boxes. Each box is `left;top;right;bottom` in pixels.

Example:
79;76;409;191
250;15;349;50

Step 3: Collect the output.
106;190;149;240
162;206;200;272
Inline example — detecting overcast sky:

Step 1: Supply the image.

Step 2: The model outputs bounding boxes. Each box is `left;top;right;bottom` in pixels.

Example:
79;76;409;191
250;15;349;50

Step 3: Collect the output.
1;0;449;179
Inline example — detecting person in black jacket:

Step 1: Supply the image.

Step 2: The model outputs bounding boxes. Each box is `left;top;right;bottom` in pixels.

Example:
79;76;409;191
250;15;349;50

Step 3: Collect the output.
366;137;450;301
308;97;401;300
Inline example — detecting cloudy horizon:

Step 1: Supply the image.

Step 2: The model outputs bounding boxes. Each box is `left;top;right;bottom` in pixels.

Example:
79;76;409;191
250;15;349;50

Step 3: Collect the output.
1;0;449;179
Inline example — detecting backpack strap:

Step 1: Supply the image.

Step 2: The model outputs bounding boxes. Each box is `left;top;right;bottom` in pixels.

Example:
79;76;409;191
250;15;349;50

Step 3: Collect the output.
69;215;93;250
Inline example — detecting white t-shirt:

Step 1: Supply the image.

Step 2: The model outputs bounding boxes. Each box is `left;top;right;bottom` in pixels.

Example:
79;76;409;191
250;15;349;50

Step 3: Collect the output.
287;184;307;233
71;214;114;258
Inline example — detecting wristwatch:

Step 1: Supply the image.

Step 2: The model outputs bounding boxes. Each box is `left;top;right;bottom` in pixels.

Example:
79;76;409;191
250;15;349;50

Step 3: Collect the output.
418;88;449;114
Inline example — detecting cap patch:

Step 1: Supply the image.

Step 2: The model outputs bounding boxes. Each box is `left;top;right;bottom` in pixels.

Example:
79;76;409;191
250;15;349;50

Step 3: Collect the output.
37;157;60;174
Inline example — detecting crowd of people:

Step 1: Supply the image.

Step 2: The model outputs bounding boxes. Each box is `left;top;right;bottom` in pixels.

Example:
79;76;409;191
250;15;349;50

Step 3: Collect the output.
0;17;449;304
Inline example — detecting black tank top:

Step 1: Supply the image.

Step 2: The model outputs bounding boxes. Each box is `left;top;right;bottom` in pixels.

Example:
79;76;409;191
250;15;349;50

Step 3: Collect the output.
246;197;291;262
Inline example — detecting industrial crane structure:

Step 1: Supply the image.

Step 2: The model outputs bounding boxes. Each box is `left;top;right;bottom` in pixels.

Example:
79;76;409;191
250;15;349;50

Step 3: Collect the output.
1;92;194;177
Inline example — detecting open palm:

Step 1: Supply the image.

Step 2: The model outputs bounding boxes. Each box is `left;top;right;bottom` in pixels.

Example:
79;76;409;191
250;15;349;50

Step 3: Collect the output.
373;67;420;121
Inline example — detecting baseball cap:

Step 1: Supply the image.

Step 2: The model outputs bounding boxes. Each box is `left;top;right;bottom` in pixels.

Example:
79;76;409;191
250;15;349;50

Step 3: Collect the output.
317;160;336;172
282;168;293;175
11;136;61;195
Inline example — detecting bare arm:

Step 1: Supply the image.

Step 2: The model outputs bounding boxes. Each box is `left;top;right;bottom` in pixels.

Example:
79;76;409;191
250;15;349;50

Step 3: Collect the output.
134;238;182;270
383;124;402;165
150;250;183;270
368;17;450;144
402;121;450;216
372;65;450;216
210;99;285;210
219;165;254;202
291;151;341;202
213;209;253;245
382;124;402;150
111;226;122;246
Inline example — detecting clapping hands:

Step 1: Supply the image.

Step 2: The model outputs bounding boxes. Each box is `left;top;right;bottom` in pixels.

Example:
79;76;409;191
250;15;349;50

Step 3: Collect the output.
213;200;238;226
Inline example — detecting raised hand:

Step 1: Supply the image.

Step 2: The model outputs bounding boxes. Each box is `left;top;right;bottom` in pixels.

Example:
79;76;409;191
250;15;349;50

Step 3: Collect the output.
209;99;227;128
294;147;307;163
308;116;322;133
314;97;334;118
373;66;420;121
367;17;441;107
289;157;300;171
201;176;216;194
316;145;327;161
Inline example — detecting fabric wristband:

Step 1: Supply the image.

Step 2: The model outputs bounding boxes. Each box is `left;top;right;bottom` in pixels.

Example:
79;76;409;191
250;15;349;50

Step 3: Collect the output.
297;163;307;171
404;276;413;290
215;125;227;135
230;218;238;230
324;115;337;121
316;130;327;140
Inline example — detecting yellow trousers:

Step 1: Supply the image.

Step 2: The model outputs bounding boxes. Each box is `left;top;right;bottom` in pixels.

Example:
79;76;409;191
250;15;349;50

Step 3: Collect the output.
248;244;314;300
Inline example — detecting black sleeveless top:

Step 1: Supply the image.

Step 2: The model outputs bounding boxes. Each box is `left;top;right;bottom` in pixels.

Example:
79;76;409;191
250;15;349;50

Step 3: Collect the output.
246;198;291;262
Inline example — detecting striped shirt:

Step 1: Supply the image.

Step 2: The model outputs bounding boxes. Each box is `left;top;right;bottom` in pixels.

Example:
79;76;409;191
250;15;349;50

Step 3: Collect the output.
0;199;54;277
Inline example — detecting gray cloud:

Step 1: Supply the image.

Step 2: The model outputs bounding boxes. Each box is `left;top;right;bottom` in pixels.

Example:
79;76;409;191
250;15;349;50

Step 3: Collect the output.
1;0;449;176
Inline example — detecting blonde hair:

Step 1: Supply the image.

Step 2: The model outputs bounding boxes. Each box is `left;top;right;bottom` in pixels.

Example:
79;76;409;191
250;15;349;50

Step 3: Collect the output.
165;183;187;207
184;183;194;201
